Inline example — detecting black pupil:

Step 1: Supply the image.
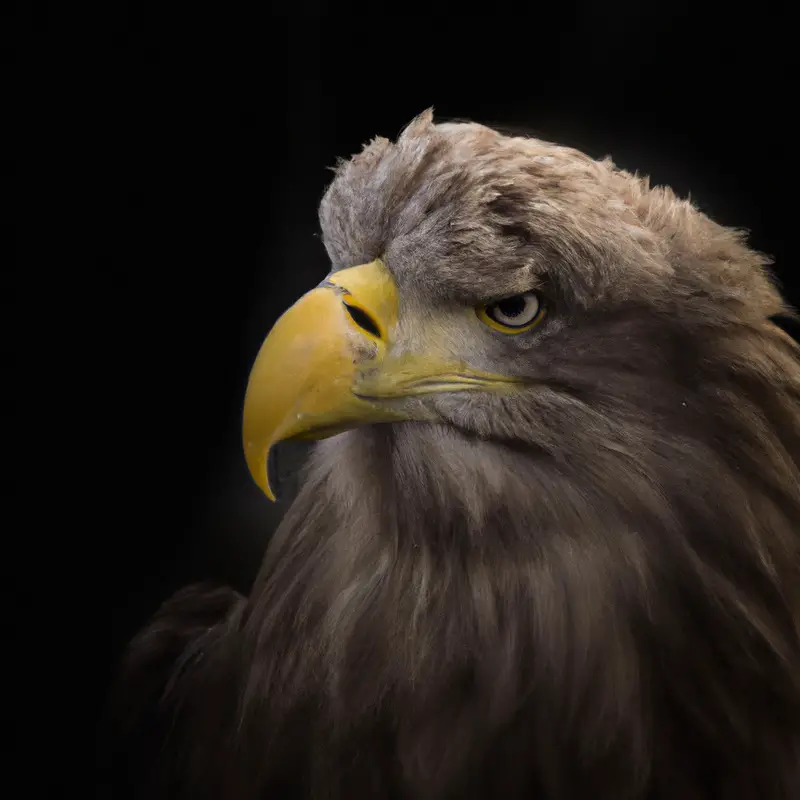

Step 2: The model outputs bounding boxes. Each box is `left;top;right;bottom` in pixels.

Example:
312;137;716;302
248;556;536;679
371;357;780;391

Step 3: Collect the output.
495;295;527;319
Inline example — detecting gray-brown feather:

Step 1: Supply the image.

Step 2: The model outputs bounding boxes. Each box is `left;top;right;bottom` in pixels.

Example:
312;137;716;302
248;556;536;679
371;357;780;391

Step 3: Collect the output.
112;110;800;800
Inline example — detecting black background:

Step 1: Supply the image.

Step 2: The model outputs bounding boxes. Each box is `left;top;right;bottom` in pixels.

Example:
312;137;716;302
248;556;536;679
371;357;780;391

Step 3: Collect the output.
16;2;793;792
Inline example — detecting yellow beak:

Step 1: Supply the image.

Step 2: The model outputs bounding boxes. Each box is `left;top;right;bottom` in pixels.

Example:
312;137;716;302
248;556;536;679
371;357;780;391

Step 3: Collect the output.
242;259;520;500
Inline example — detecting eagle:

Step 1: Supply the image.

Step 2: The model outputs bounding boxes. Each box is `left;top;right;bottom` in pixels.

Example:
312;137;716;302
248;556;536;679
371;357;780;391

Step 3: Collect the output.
110;110;800;799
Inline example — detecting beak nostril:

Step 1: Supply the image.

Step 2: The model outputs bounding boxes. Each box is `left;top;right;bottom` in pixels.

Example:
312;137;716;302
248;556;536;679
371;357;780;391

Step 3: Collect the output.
344;302;382;339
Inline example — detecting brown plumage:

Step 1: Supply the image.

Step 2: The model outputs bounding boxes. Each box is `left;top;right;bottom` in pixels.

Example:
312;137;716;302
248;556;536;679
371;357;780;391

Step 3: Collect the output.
110;110;800;799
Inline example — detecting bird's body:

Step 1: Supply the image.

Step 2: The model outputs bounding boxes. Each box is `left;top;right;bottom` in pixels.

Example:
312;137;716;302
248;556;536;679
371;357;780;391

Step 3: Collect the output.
112;112;800;799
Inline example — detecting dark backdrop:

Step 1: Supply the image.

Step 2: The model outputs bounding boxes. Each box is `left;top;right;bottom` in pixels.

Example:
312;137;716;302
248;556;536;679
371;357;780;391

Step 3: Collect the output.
24;1;788;792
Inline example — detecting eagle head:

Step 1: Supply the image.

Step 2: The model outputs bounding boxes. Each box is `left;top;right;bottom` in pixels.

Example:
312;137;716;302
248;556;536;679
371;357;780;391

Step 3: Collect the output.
238;110;800;796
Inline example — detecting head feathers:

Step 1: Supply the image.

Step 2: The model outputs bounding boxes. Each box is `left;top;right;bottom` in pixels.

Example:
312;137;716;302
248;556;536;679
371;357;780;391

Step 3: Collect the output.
321;109;782;322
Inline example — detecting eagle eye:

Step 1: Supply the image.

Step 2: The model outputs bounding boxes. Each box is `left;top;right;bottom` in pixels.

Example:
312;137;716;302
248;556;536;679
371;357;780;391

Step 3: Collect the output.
477;291;544;334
